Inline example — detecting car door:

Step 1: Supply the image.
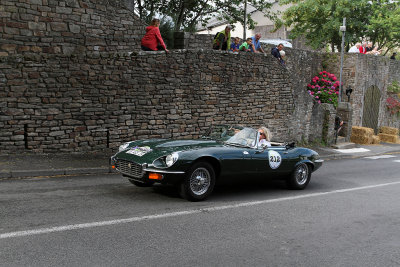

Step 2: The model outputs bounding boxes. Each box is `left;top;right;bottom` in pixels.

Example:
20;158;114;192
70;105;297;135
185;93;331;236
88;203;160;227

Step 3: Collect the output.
218;146;254;179
250;146;293;176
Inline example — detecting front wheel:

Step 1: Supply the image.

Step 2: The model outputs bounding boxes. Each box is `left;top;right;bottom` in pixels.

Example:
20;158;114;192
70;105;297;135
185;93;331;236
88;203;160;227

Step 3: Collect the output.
286;163;311;190
180;161;216;201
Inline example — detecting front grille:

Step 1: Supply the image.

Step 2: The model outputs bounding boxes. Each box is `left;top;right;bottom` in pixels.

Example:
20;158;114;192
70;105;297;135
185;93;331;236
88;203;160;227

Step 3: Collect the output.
116;159;145;178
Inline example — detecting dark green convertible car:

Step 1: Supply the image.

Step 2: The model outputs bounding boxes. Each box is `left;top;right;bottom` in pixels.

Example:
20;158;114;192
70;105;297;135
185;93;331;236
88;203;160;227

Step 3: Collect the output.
111;125;323;201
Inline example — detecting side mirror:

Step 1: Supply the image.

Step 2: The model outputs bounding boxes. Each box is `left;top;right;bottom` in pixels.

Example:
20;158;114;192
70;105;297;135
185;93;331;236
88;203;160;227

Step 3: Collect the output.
261;144;269;149
255;144;268;153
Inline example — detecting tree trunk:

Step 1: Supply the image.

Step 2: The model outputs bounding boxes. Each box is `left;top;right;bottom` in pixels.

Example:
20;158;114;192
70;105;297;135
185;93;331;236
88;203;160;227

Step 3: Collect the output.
149;2;154;21
137;0;143;19
175;0;185;31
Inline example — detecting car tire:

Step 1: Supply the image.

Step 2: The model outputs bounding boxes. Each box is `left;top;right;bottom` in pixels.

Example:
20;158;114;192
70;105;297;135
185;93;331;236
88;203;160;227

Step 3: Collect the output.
180;161;216;201
128;179;154;187
286;163;311;190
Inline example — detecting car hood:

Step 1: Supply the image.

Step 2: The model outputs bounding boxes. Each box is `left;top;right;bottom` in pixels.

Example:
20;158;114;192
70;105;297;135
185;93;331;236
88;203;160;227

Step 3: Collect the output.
114;138;223;163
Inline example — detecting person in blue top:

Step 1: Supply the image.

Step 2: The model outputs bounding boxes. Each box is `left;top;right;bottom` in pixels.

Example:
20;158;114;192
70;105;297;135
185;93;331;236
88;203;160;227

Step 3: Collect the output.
230;37;240;52
250;33;265;53
271;43;285;66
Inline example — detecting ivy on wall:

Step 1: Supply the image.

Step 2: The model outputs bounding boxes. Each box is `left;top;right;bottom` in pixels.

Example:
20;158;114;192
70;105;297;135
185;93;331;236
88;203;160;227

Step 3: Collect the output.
387;80;400;94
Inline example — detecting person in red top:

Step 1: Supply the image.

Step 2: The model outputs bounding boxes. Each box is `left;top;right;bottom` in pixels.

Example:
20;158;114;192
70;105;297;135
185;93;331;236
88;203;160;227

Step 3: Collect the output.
359;42;367;54
141;18;169;53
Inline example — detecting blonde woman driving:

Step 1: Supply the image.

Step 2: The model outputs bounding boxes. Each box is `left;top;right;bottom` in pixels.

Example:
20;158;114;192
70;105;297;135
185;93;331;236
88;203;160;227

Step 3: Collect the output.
257;126;272;148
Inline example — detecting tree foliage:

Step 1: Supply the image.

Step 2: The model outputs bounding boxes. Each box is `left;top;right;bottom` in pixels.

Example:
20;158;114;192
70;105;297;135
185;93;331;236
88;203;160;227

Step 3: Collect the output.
278;0;400;53
212;0;276;32
365;1;400;54
131;0;161;23
128;0;276;32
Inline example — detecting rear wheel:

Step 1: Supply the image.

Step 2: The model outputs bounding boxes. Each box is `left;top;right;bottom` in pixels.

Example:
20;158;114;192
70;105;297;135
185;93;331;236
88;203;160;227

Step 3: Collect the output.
180;161;215;201
128;179;154;187
286;163;311;190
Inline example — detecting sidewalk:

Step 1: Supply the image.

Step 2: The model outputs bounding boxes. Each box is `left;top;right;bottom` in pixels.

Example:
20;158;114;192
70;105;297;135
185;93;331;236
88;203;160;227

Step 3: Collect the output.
1;143;400;179
313;142;400;160
0;151;113;179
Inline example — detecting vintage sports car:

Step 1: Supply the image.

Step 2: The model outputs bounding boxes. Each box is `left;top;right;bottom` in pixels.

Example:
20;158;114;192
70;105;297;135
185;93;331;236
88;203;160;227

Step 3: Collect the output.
111;125;323;201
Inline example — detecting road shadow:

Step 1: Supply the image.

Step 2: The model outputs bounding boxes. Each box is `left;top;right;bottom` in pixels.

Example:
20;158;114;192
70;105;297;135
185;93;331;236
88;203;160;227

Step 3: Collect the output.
107;176;328;202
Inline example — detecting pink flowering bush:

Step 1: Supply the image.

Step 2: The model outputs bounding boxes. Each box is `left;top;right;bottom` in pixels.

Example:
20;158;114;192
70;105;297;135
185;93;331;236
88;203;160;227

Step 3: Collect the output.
386;97;400;117
307;71;340;108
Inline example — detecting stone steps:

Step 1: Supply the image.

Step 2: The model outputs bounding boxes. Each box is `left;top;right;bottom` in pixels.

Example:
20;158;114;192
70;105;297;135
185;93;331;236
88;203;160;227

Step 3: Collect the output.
332;136;357;149
332;142;357;149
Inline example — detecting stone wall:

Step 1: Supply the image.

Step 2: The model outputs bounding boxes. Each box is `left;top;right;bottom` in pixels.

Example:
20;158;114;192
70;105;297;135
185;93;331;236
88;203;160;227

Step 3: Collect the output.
0;0;144;56
174;32;216;50
384;60;400;129
0;0;359;154
0;49;331;153
263;47;400;136
325;53;400;132
282;47;336;143
336;102;353;140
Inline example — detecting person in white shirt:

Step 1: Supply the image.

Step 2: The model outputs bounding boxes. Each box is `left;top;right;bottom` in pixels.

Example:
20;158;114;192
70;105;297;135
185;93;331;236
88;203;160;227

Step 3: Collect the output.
257;127;272;148
348;43;361;53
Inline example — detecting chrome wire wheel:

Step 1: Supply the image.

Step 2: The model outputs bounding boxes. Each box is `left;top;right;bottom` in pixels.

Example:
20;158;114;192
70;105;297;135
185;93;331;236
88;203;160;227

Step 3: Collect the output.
181;161;216;201
287;163;311;190
189;167;211;196
295;164;309;185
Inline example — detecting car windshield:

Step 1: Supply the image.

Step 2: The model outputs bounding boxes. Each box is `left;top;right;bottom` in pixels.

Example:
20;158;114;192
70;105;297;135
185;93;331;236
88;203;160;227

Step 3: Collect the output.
204;125;258;147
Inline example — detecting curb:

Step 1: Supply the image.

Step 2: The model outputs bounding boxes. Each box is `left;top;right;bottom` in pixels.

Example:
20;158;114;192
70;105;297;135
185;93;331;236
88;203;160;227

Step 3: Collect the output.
0;167;112;179
320;149;400;161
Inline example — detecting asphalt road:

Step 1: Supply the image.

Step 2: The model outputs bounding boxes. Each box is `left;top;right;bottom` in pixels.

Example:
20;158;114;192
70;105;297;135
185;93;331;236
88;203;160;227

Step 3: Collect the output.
1;155;400;266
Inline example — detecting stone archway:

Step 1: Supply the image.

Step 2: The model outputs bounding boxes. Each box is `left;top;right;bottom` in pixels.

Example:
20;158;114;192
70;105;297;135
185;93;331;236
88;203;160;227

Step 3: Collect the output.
362;86;381;133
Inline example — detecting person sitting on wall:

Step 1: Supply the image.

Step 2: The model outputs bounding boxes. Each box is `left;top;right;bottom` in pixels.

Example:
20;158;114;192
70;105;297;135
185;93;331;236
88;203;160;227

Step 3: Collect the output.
271;43;285;66
250;33;265;53
239;38;252;52
366;42;373;52
213;25;232;51
348;43;361;53
366;46;381;56
359;42;367;54
390;52;397;60
141;18;169;53
230;37;240;52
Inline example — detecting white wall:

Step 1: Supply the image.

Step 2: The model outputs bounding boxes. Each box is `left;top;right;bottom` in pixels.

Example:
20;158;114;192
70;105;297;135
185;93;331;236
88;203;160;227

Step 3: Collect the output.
197;22;252;39
196;2;292;39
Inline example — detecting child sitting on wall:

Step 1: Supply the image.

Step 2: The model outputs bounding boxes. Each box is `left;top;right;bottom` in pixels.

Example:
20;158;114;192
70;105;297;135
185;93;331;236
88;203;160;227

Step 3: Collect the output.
230;37;240;52
239;38;252;52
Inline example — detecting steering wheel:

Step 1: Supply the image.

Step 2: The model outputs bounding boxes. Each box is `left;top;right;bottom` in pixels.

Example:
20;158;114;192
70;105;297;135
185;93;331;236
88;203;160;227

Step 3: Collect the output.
220;130;227;138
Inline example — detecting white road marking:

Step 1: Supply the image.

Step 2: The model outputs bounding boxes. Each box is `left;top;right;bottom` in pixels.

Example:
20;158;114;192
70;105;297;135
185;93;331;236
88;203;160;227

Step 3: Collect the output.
334;148;370;153
394;160;400;163
364;155;397;160
2;181;400;239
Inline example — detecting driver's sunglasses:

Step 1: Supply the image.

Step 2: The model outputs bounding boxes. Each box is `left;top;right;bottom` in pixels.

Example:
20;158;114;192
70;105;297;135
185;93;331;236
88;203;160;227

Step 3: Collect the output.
260;132;266;137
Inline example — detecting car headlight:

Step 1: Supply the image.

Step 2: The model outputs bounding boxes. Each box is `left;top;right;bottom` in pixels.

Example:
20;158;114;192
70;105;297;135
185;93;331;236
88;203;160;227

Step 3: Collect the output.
119;142;131;152
165;152;179;167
